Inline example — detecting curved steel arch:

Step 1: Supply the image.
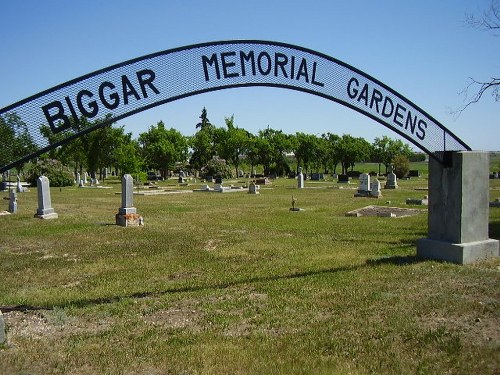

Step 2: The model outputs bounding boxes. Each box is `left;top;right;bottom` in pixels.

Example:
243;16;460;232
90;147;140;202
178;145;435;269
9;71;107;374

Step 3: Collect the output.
0;40;470;173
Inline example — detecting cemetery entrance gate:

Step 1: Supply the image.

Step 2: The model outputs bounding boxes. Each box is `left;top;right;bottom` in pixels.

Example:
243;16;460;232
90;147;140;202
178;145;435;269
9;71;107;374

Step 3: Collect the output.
0;40;498;263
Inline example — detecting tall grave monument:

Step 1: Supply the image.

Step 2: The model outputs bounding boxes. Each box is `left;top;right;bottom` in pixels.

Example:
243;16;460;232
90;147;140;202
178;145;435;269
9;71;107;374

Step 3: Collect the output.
417;151;499;263
116;174;143;227
34;176;58;219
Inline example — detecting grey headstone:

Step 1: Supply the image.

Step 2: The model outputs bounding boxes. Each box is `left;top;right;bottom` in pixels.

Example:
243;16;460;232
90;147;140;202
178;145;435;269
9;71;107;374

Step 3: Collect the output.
248;182;260;194
385;171;398;189
119;174;136;215
0;310;5;345
370;179;382;197
35;176;58;219
8;191;17;213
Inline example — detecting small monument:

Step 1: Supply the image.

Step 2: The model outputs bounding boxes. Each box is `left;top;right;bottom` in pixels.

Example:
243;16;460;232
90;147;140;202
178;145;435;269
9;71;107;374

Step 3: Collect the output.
354;173;371;197
0;310;6;346
385;166;398;189
289;195;304;211
116;174;143;227
8;191;17;213
297;167;304;189
370;178;382;198
248;181;260;194
34;176;58;219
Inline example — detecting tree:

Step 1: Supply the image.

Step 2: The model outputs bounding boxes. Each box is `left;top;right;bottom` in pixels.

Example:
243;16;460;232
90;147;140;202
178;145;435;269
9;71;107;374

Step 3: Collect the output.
335;135;372;175
372;136;412;174
190;108;218;172
0;113;37;171
258;127;293;176
138;121;188;178
456;1;499;115
217;115;252;177
323;133;341;174
195;107;212;130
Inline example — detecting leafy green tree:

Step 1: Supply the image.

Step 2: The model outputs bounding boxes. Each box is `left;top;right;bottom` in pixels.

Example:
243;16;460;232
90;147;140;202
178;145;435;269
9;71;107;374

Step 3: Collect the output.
114;138;143;175
0;113;37;171
217;115;252;176
190;108;219;172
335;134;372;175
138;121;188;178
372;136;412;174
258;127;293;176
323;133;341;174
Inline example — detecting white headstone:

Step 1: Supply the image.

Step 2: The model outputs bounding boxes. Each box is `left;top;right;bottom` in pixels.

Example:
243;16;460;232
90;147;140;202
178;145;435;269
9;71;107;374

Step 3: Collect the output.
297;167;304;189
358;173;370;192
35;176;58;219
76;172;81;185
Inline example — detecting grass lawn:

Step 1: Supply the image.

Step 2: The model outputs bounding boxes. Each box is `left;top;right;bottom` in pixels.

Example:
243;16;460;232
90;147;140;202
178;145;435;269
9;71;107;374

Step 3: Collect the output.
0;173;499;374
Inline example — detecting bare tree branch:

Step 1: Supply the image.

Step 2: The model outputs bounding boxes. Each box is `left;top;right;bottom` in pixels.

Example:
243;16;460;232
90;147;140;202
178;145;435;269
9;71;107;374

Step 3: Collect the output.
465;0;500;35
454;1;499;118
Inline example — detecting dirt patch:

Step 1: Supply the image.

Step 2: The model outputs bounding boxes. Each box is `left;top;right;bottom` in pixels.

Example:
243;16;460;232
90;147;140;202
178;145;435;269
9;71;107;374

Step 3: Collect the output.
143;306;203;331
346;205;425;218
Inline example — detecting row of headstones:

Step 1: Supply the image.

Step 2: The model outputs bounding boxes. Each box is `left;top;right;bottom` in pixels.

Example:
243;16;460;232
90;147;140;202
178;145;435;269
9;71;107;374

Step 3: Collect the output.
296;168;398;191
5;174;142;226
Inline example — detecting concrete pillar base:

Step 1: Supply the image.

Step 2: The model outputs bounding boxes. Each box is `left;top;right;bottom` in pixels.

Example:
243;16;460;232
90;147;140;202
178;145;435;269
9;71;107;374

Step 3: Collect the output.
417;238;499;264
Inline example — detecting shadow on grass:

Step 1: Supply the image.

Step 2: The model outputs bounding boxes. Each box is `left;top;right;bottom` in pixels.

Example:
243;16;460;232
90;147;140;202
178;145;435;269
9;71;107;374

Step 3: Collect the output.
0;255;424;313
489;219;500;241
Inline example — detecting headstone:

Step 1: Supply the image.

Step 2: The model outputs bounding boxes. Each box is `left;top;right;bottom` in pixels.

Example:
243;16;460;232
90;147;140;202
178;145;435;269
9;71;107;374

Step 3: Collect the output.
297;167;304;189
370;179;382;198
116;174;143;227
82;173;87;184
248;182;260;194
0;310;6;345
338;174;349;183
76;172;81;185
16;175;23;193
34;176;58;219
385;169;398;189
417;151;499;264
358;173;370;194
8;191;17;213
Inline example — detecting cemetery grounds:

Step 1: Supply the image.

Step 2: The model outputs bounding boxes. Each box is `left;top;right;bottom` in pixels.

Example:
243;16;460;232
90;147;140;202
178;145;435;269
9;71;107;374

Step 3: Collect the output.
0;164;499;374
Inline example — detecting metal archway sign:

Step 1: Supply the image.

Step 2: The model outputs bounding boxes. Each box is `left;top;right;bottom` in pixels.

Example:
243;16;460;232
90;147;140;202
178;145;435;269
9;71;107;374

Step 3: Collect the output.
0;40;470;173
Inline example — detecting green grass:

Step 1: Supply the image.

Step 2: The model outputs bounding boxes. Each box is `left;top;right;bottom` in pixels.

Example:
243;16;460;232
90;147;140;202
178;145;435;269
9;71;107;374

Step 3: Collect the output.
0;173;499;374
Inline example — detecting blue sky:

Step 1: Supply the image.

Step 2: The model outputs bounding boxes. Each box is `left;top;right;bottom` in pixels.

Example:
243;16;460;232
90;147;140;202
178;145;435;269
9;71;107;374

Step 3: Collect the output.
0;0;498;151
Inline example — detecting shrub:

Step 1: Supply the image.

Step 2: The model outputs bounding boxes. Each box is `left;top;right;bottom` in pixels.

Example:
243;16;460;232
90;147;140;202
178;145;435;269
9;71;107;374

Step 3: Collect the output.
201;158;233;179
392;154;410;179
26;159;74;187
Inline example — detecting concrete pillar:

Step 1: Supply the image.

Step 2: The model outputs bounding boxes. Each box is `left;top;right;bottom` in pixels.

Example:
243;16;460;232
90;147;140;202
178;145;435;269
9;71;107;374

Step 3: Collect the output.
417;151;499;264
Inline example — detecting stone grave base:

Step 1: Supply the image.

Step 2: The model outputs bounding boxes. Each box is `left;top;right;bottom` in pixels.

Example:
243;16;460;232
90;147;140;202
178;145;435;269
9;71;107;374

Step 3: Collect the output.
35;212;58;220
345;205;424;218
116;213;144;227
417;238;499;264
354;191;382;198
406;197;428;205
289;207;305;212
